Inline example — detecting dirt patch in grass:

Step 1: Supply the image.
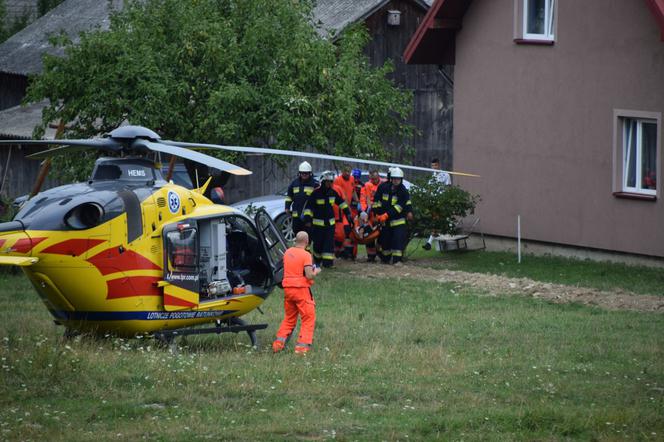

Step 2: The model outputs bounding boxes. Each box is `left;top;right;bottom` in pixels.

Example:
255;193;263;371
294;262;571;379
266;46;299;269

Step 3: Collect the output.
336;260;664;313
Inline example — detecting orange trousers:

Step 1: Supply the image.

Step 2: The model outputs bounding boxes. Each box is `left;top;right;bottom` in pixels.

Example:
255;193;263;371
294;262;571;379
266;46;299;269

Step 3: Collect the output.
276;287;316;345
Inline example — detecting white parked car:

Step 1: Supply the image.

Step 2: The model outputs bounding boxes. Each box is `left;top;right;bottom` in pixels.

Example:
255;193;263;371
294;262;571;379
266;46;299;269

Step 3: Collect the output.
231;171;412;242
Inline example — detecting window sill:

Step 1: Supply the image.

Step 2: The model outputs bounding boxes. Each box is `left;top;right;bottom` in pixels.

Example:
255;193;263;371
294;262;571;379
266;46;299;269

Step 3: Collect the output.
612;192;657;202
514;38;555;46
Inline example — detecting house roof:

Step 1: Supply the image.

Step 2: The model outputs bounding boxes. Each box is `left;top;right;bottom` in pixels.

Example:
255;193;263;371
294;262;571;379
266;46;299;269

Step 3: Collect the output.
314;0;433;37
0;0;123;76
0;0;433;76
0;101;55;140
404;0;664;65
645;0;664;40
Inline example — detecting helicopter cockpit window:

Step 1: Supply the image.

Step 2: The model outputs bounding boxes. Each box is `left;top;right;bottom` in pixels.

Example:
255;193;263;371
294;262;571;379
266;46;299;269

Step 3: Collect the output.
93;165;123;181
166;228;198;272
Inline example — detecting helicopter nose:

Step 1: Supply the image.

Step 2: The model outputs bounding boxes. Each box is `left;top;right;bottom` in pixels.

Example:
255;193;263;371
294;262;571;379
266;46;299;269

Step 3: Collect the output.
0;221;41;256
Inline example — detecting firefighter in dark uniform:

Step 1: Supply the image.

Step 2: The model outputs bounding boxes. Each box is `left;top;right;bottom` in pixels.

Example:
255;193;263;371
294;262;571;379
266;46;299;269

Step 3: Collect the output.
285;161;318;236
305;171;353;268
374;167;411;264
372;167;394;263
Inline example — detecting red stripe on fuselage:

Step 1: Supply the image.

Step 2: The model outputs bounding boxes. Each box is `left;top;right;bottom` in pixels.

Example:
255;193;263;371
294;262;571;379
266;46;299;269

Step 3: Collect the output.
164;294;197;308
42;239;106;256
0;239;5;249
11;237;46;253
87;248;161;275
106;276;161;299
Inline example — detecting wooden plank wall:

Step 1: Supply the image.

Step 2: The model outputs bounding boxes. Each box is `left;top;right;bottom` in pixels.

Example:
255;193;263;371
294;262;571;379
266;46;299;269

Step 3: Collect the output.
0;74;28;111
0;145;59;200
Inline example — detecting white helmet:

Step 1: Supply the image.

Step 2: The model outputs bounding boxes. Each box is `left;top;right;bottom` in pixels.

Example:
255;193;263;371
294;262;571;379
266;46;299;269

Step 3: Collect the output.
320;170;335;182
299;161;312;173
391;167;404;178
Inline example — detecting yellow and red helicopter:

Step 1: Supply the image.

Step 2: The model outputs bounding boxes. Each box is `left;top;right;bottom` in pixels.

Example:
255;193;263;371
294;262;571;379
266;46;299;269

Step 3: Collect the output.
0;125;474;343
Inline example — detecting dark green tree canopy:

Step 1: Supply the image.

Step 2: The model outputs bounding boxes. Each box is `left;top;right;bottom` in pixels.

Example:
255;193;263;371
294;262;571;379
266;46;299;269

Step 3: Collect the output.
27;0;413;181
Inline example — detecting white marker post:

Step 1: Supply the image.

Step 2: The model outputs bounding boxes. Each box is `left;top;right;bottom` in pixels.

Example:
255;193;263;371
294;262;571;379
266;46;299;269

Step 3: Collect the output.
517;215;521;264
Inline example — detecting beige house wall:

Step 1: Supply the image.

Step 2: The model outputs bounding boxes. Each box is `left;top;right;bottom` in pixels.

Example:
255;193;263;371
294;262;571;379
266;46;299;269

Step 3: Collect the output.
452;0;664;257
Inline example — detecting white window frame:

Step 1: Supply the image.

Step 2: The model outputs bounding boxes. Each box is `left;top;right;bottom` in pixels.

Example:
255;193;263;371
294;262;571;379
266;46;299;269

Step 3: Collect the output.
523;0;556;41
622;118;658;196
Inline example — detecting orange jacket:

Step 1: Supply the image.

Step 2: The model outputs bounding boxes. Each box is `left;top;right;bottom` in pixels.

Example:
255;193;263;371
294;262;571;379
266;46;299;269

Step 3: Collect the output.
360;179;383;212
333;175;356;206
282;247;314;288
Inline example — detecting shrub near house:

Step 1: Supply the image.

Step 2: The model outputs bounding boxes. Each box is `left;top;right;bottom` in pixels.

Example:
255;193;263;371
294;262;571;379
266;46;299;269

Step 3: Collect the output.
410;178;479;236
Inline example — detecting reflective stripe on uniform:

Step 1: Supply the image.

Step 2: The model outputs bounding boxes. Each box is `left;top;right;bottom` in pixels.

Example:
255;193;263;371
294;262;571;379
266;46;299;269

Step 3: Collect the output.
293;188;300;193
313;219;325;226
382;194;389;201
394;204;402;213
328;196;335;204
382;250;392;256
304;186;314;195
303;209;313;217
292;212;299;218
285;196;292;202
373;201;382;208
339;202;348;210
322;253;335;260
316;199;325;205
392;250;403;257
390;218;406;227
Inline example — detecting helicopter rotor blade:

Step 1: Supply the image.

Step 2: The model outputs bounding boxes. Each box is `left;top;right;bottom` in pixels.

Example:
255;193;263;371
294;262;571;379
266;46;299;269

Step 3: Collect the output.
162;140;479;177
133;139;252;176
6;139;125;159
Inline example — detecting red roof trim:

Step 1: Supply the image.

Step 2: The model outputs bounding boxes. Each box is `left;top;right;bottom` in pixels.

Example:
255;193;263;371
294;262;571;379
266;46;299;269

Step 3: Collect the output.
645;0;664;40
404;0;472;65
404;0;446;63
406;0;664;65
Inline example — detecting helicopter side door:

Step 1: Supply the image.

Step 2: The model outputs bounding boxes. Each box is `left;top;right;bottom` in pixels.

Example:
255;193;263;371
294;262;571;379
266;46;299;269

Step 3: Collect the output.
254;209;287;287
162;221;200;311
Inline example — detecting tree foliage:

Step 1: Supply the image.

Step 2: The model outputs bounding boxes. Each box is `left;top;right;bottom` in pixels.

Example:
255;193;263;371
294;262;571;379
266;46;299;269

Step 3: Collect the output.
26;0;414;182
0;0;31;43
410;178;480;236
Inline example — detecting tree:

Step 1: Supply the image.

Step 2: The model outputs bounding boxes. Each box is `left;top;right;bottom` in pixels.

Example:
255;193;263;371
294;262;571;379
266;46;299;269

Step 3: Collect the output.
26;0;413;182
409;178;480;236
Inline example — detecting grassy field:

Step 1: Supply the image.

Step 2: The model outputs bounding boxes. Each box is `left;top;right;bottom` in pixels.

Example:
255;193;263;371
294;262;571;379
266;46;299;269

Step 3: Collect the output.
1;259;663;441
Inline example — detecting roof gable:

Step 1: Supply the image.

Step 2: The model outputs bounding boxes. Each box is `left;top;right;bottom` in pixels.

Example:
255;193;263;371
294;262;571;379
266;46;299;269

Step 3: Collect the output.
645;0;664;40
404;0;664;65
314;0;432;37
0;0;124;76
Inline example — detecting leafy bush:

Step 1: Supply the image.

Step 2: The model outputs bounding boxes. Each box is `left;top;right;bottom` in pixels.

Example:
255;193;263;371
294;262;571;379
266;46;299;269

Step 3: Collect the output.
410;178;479;236
0;195;17;222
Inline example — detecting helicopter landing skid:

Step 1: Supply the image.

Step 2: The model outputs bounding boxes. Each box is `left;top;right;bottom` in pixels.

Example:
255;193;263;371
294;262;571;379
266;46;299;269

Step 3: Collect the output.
153;317;267;348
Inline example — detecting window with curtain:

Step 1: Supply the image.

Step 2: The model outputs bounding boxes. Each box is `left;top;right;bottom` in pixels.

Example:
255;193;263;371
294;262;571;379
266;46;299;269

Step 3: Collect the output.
524;0;555;40
623;118;658;195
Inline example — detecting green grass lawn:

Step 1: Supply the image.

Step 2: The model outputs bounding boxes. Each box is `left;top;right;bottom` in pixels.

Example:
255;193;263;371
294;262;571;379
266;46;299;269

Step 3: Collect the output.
405;242;664;296
1;268;663;441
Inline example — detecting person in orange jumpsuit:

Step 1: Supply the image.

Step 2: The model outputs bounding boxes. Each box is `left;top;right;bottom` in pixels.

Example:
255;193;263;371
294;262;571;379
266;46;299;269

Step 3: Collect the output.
334;165;358;259
272;231;321;355
360;170;383;212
